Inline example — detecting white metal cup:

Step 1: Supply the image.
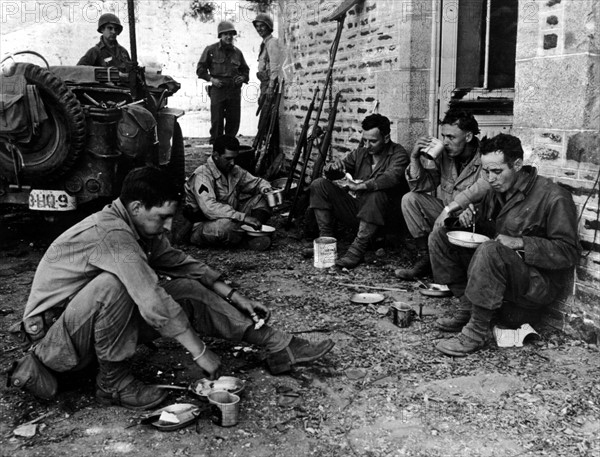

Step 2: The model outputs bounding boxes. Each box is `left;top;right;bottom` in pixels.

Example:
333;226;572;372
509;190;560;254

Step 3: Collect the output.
208;390;240;427
422;137;444;160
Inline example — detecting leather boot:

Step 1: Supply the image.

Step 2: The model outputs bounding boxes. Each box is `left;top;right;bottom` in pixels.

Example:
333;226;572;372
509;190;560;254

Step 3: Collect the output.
313;209;334;238
266;337;335;375
436;306;493;357
95;361;168;411
436;309;471;332
394;254;431;279
336;221;378;269
436;295;472;332
394;236;431;279
435;333;486;357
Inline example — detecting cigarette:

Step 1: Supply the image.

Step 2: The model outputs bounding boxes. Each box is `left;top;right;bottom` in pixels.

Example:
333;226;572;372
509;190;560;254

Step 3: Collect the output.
254;319;265;330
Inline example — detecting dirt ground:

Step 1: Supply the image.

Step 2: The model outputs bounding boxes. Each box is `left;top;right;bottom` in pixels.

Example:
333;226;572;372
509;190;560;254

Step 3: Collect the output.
1;139;599;457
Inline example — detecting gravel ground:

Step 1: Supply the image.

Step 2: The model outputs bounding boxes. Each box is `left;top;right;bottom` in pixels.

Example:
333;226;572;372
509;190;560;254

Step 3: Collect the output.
0;139;598;457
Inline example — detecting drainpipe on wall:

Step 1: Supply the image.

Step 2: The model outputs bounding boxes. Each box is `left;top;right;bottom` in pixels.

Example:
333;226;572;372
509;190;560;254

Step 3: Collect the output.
428;0;441;137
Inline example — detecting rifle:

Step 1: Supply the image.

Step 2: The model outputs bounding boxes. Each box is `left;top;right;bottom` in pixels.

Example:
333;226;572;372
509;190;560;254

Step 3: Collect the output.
283;87;319;198
252;80;279;170
255;80;285;176
311;91;342;182
300;18;344;179
285;15;347;228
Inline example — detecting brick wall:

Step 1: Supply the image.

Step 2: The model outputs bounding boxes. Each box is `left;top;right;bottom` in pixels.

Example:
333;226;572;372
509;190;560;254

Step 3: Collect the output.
278;0;434;159
279;0;600;338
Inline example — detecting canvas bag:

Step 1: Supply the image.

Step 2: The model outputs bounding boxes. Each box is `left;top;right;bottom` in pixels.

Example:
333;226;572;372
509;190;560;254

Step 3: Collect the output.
116;104;157;158
0;72;48;144
0;74;31;143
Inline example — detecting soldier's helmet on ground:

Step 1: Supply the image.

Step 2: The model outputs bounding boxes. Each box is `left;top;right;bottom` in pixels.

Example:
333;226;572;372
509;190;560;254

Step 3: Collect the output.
97;13;123;34
217;21;237;37
253;14;274;32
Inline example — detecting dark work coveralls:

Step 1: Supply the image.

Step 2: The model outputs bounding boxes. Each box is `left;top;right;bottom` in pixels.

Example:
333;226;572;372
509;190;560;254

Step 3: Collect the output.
196;42;250;142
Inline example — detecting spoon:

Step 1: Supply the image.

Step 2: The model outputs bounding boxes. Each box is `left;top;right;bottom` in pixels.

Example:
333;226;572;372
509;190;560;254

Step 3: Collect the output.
471;208;477;240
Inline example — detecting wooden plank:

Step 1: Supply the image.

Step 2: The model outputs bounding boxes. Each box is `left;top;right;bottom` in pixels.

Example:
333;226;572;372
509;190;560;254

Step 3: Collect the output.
325;0;362;21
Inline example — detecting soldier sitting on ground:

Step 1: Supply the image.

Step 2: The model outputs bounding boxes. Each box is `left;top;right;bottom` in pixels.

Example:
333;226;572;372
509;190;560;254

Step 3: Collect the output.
183;135;274;250
8;166;334;409
309;113;410;269
431;134;580;356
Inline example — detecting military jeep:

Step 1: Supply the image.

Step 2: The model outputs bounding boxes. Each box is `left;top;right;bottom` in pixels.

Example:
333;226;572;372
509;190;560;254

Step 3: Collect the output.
0;51;185;213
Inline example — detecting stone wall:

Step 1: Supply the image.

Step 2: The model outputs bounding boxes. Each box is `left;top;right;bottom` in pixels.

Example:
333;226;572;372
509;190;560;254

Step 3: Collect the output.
511;0;600;339
0;0;269;138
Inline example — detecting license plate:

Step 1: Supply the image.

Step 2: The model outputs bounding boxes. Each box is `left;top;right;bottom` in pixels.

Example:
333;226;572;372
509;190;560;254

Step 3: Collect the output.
29;189;77;211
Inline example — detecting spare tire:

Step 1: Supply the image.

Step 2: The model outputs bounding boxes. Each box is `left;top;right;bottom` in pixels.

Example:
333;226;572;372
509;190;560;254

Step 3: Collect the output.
0;63;86;182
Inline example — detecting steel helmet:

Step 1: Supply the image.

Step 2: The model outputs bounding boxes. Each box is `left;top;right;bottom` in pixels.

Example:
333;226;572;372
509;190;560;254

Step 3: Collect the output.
97;13;123;34
252;13;273;31
217;21;237;37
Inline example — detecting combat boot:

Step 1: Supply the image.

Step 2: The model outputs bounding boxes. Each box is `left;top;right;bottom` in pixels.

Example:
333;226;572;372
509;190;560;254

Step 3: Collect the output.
436;309;471;332
435;333;487;357
394;236;431;279
313;209;334;238
436;306;493;357
336;220;378;269
266;337;335;375
436;295;472;332
95;361;167;411
394;254;432;279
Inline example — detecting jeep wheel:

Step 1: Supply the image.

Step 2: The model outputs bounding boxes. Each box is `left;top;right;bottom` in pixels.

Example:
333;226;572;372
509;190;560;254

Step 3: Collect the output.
164;121;185;192
0;63;86;182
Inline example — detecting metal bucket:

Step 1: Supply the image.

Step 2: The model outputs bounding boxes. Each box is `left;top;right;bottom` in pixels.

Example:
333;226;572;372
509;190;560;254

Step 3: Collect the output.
313;237;337;268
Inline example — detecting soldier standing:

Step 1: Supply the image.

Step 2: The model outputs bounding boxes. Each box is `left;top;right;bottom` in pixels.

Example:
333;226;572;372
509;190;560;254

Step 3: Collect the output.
196;21;250;144
78;13;131;70
252;13;283;102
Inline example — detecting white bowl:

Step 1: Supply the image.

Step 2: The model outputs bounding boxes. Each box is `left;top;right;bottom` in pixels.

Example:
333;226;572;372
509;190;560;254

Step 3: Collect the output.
447;231;490;249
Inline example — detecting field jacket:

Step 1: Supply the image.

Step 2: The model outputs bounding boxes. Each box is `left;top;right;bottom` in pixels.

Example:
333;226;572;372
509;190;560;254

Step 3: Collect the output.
22;199;221;340
77;38;131;69
196;42;250;85
257;34;283;89
406;139;489;208
478;166;581;288
184;157;271;222
327;141;410;195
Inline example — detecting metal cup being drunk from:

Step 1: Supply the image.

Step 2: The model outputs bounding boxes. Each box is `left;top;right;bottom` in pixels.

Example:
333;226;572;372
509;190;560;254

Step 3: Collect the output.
421;137;444;161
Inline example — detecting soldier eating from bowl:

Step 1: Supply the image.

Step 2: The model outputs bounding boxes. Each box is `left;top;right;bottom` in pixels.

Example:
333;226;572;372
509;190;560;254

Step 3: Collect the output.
8;166;334;410
429;133;580;356
183;135;275;251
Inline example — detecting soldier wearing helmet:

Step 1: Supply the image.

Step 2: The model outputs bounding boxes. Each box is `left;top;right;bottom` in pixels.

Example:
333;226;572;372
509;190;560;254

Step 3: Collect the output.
253;13;283;100
196;21;250;144
78;13;132;70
